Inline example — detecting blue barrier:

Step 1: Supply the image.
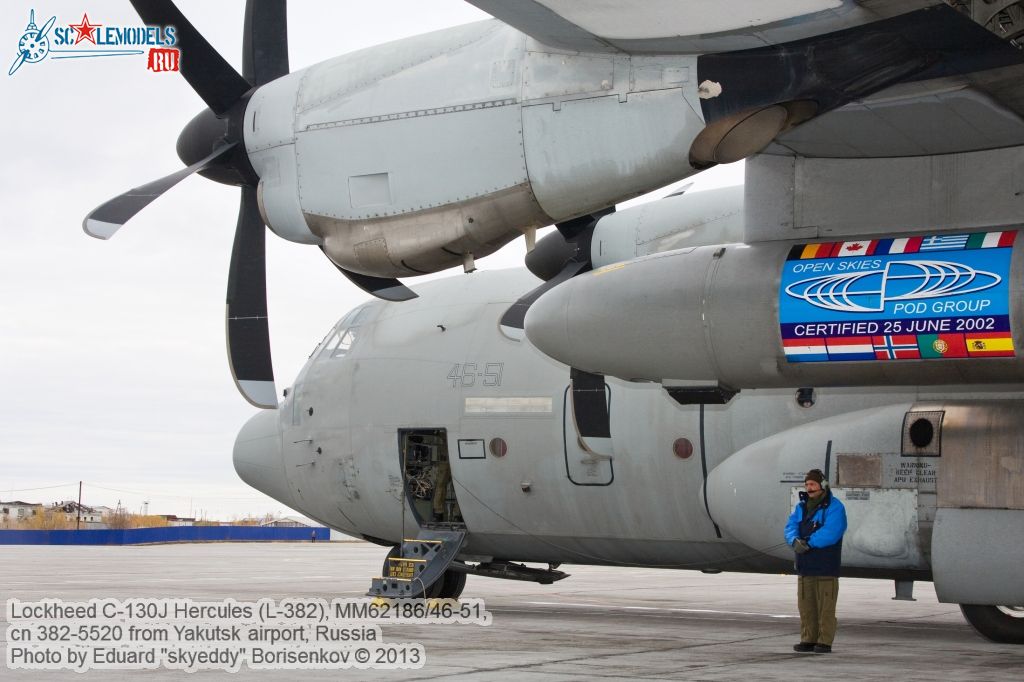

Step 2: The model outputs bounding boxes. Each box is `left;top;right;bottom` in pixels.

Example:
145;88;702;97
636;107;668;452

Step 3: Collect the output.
0;526;331;545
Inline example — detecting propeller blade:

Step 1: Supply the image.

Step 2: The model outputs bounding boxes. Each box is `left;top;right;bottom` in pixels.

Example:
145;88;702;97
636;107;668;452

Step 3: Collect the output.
243;0;289;86
36;14;57;41
83;143;237;239
226;186;277;409
570;368;613;459
554;206;615;241
129;0;251;114
500;208;614;337
8;50;27;77
319;248;418;302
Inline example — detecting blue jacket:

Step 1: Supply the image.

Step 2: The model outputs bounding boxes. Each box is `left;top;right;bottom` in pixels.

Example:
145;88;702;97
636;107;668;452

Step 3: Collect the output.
784;488;847;576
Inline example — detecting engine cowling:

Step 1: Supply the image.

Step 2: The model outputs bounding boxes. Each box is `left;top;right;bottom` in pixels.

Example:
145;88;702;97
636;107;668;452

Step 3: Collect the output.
245;21;707;277
705;398;1024;608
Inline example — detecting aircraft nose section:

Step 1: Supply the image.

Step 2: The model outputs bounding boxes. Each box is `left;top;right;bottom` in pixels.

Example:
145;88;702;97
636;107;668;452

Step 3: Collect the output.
233;409;292;506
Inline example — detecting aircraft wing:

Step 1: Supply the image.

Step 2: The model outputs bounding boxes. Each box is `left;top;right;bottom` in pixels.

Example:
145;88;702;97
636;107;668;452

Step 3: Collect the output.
468;1;1024;159
765;67;1024;157
464;0;935;54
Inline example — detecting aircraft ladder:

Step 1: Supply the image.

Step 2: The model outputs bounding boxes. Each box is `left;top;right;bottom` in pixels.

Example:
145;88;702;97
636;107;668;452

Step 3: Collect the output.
367;528;465;598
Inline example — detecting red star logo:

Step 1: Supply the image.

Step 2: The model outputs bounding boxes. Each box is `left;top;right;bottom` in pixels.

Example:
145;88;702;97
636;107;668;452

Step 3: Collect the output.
848;243;864;251
69;13;102;45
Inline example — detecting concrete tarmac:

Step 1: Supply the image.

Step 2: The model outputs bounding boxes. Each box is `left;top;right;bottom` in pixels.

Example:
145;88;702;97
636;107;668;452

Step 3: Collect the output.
1;541;1021;680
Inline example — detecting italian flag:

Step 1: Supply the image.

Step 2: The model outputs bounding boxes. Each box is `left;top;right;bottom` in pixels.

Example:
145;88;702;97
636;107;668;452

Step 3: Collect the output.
966;231;1017;249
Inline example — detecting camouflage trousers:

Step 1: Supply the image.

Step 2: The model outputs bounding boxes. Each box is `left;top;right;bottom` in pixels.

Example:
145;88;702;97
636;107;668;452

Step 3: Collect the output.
798;576;839;645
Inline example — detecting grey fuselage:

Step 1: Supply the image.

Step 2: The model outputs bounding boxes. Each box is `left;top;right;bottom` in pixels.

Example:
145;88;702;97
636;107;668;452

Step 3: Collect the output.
234;268;1021;581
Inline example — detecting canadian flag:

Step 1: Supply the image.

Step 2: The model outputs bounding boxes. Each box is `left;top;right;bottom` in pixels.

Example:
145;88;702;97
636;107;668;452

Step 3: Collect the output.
835;240;877;257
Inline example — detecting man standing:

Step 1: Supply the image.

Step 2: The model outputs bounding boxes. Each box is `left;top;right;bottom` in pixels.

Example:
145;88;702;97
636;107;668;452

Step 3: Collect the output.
784;468;847;654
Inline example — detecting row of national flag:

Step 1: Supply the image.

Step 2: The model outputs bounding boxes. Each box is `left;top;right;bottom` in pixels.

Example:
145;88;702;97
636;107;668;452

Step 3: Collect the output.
788;230;1017;260
784;332;1015;362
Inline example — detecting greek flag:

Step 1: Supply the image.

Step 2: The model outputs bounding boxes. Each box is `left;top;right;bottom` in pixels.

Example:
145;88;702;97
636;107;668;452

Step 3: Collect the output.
919;234;969;251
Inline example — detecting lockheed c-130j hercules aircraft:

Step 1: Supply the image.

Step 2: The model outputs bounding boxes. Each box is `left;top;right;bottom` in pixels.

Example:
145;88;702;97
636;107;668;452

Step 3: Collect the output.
85;1;1024;644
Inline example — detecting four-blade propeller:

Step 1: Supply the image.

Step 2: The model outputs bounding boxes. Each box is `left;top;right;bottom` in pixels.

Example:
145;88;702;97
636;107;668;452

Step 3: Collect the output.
83;1;286;408
84;1;419;407
82;3;617;413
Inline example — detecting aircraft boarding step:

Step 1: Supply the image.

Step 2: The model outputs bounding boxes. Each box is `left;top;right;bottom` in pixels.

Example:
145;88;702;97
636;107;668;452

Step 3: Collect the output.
367;528;466;598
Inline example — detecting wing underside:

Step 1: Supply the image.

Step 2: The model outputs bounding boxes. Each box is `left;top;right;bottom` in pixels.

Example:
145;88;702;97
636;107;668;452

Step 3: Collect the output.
465;0;936;54
468;0;1024;159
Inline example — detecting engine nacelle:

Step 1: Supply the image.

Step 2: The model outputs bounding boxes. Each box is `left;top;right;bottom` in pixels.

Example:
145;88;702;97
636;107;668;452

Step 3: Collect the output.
245;20;706;277
925;401;1024;605
706;399;1024;604
705;403;928;570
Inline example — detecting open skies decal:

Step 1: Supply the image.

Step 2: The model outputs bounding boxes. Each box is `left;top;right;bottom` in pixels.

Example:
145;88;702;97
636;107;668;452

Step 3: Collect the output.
779;231;1017;363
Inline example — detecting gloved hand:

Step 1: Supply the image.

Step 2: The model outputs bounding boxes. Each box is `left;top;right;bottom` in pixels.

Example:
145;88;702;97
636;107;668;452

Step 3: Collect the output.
793;538;810;554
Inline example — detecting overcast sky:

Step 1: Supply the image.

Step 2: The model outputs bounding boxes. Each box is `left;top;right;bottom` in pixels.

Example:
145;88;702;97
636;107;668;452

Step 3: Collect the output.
0;1;741;521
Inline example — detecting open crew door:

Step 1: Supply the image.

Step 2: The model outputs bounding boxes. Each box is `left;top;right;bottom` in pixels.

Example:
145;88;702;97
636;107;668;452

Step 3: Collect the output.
398;428;466;528
369;429;467;599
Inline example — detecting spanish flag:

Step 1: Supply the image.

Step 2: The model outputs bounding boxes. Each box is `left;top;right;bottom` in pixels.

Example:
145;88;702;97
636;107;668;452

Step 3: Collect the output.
965;332;1015;357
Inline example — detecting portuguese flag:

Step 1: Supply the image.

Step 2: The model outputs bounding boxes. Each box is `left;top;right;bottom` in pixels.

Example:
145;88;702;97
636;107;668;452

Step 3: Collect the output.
918;333;968;359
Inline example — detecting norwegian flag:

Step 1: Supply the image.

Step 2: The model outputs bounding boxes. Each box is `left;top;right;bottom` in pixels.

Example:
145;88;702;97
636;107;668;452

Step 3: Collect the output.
872;335;921;360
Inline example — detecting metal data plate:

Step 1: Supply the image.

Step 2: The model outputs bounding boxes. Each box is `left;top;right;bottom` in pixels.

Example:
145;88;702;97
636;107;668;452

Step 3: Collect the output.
387;559;421;581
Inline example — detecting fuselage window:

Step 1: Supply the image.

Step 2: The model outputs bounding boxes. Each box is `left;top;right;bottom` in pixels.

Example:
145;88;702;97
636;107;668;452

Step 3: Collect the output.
315;304;374;361
331;328;357;357
318;327;358;359
316;331;339;360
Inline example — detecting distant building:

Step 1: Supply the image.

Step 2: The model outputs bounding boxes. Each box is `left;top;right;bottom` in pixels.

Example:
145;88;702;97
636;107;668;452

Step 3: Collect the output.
1;501;42;522
157;515;195;527
53;501;103;524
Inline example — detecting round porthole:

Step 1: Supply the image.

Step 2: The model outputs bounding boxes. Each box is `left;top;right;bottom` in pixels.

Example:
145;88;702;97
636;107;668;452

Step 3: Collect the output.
673;438;693;459
489;438;508;457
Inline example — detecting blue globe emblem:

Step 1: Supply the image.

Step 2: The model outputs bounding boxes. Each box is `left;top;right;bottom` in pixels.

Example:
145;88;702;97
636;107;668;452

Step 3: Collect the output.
784;260;1002;313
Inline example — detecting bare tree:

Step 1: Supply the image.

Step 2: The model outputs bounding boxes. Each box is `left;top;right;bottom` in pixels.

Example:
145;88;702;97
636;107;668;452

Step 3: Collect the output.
105;508;135;529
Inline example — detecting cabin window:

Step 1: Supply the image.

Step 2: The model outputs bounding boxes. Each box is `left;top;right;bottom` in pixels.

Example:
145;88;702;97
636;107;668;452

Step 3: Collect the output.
312;305;373;360
330;329;357;357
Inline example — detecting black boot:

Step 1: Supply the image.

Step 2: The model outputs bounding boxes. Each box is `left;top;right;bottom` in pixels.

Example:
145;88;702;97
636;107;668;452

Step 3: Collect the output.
793;642;815;652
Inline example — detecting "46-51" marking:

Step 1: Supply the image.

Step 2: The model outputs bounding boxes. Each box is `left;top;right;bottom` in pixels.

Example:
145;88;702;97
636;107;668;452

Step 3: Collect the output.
447;362;503;388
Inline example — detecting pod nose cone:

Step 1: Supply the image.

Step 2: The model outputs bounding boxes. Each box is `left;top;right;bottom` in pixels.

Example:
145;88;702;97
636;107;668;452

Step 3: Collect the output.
524;280;573;363
233;409;292;506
